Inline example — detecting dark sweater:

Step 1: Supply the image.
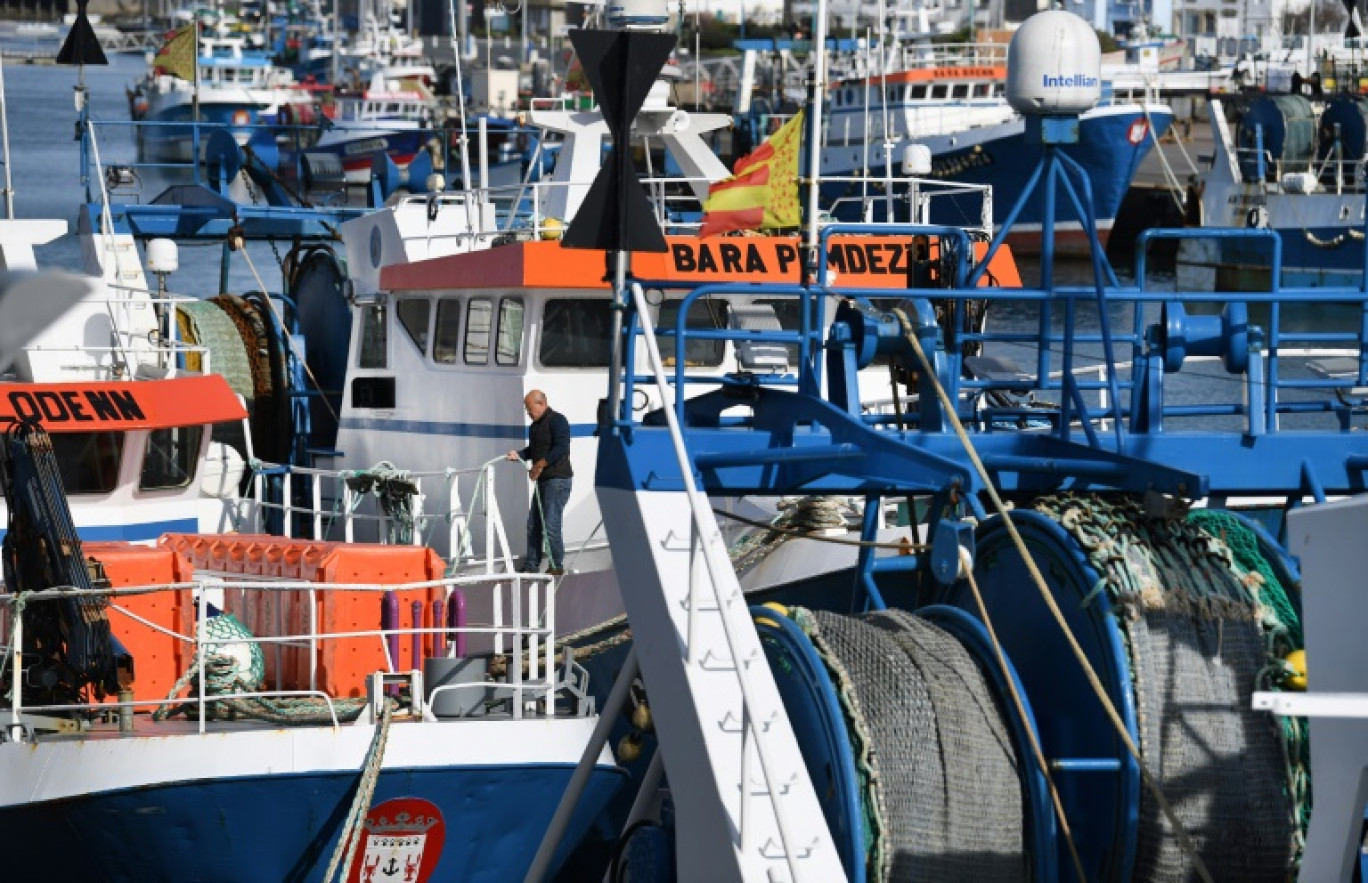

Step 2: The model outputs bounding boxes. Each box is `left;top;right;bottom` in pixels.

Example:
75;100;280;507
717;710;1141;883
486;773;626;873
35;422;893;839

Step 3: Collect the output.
519;407;573;480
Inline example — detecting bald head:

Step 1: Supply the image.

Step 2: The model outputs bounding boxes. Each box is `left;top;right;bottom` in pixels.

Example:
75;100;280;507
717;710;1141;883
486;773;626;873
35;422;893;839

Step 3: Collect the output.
524;390;548;421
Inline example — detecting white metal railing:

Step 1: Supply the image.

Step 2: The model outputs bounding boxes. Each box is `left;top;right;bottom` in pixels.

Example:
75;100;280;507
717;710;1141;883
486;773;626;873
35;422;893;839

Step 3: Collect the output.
0;571;557;737
1231;145;1368;195
245;457;517;571
487;170;996;242
25;285;214;379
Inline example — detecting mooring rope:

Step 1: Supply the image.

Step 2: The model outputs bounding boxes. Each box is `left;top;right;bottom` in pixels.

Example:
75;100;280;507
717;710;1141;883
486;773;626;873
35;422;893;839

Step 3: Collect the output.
153;613;367;725
889;307;1215;883
322;699;397;883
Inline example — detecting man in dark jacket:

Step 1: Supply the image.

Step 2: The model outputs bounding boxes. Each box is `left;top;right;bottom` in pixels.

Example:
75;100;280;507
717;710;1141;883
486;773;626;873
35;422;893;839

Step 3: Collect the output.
506;390;573;575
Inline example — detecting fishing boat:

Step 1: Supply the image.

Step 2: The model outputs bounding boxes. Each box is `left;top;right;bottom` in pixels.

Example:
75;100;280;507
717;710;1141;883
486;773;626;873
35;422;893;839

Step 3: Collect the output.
295;66;440;185
130;32;305;164
0;263;624;878
1177;93;1368;290
0;22;625;882
816;42;1175;255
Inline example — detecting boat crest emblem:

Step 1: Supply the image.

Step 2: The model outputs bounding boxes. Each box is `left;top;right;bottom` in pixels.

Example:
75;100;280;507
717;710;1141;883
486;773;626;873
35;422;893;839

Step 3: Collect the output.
1126;118;1149;146
350;798;446;883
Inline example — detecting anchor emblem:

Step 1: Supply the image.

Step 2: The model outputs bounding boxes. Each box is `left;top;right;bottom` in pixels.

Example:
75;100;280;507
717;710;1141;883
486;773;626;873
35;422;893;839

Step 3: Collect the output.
349;798;446;883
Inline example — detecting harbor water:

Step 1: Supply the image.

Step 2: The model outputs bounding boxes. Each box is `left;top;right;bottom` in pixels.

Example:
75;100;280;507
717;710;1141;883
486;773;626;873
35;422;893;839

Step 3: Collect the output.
5;52;284;294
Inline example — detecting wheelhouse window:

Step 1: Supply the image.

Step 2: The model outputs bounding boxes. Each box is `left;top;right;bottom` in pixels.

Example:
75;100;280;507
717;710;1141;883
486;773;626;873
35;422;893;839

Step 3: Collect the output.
909;85;928;100
465;298;492;364
358;304;387;368
495;297;525;366
540;299;613;367
53;432;124;494
930;84;948;100
433;297;462;364
140;425;204;491
396;298;431;356
658;297;728;367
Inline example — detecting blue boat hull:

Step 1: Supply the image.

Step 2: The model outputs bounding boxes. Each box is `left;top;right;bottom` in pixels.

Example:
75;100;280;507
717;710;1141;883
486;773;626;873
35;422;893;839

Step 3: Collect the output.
0;764;626;882
1203;227;1363;286
284;127;432;185
1176;219;1366;292
822;107;1171;255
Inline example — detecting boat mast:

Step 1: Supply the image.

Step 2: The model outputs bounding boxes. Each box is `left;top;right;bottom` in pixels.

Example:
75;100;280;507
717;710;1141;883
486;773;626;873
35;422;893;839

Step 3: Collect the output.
331;0;341;87
445;0;475;203
877;0;893;221
802;0;828;283
0;59;14;218
1308;0;1316;70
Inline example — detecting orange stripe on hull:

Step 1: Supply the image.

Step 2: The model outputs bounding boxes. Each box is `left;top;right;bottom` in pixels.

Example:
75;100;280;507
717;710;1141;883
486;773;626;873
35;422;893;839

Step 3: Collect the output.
835;65;1006;88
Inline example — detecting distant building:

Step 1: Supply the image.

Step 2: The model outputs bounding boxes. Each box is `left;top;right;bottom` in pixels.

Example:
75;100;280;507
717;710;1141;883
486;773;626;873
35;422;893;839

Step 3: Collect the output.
786;0;1286;56
786;0;977;36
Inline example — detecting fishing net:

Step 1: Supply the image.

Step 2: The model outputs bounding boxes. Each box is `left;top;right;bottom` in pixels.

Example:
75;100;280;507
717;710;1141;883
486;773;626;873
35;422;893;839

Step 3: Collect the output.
176;299;255;404
791;606;1026;883
1035;494;1297;881
154;610;367;725
1189;508;1310;863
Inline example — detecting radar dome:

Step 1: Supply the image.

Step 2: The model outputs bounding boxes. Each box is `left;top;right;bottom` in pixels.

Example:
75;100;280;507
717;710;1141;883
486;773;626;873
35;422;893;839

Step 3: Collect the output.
606;0;669;30
1006;11;1101;116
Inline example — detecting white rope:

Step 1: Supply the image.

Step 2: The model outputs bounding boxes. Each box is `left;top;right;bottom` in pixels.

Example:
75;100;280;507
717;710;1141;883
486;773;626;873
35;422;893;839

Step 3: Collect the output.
1143;106;1187;213
321;700;396;883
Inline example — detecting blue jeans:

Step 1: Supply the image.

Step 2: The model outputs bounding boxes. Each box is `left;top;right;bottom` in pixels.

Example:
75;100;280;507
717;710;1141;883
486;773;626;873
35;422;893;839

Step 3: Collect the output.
526;477;572;570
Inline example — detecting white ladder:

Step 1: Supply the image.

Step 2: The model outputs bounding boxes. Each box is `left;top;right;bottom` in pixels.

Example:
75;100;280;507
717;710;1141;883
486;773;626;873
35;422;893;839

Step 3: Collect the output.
592;283;847;882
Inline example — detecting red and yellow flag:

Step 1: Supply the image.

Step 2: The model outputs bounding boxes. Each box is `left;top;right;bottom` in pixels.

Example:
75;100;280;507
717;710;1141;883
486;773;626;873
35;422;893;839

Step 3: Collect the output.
699;110;804;238
154;24;197;82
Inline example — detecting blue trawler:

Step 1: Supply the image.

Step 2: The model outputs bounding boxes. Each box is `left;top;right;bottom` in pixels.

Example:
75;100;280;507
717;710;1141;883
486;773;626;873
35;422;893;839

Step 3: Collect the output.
130;32;305;163
815;42;1172;255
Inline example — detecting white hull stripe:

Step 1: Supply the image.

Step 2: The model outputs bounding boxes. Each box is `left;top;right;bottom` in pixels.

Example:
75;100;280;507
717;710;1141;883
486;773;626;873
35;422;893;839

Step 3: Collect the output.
0;717;611;807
